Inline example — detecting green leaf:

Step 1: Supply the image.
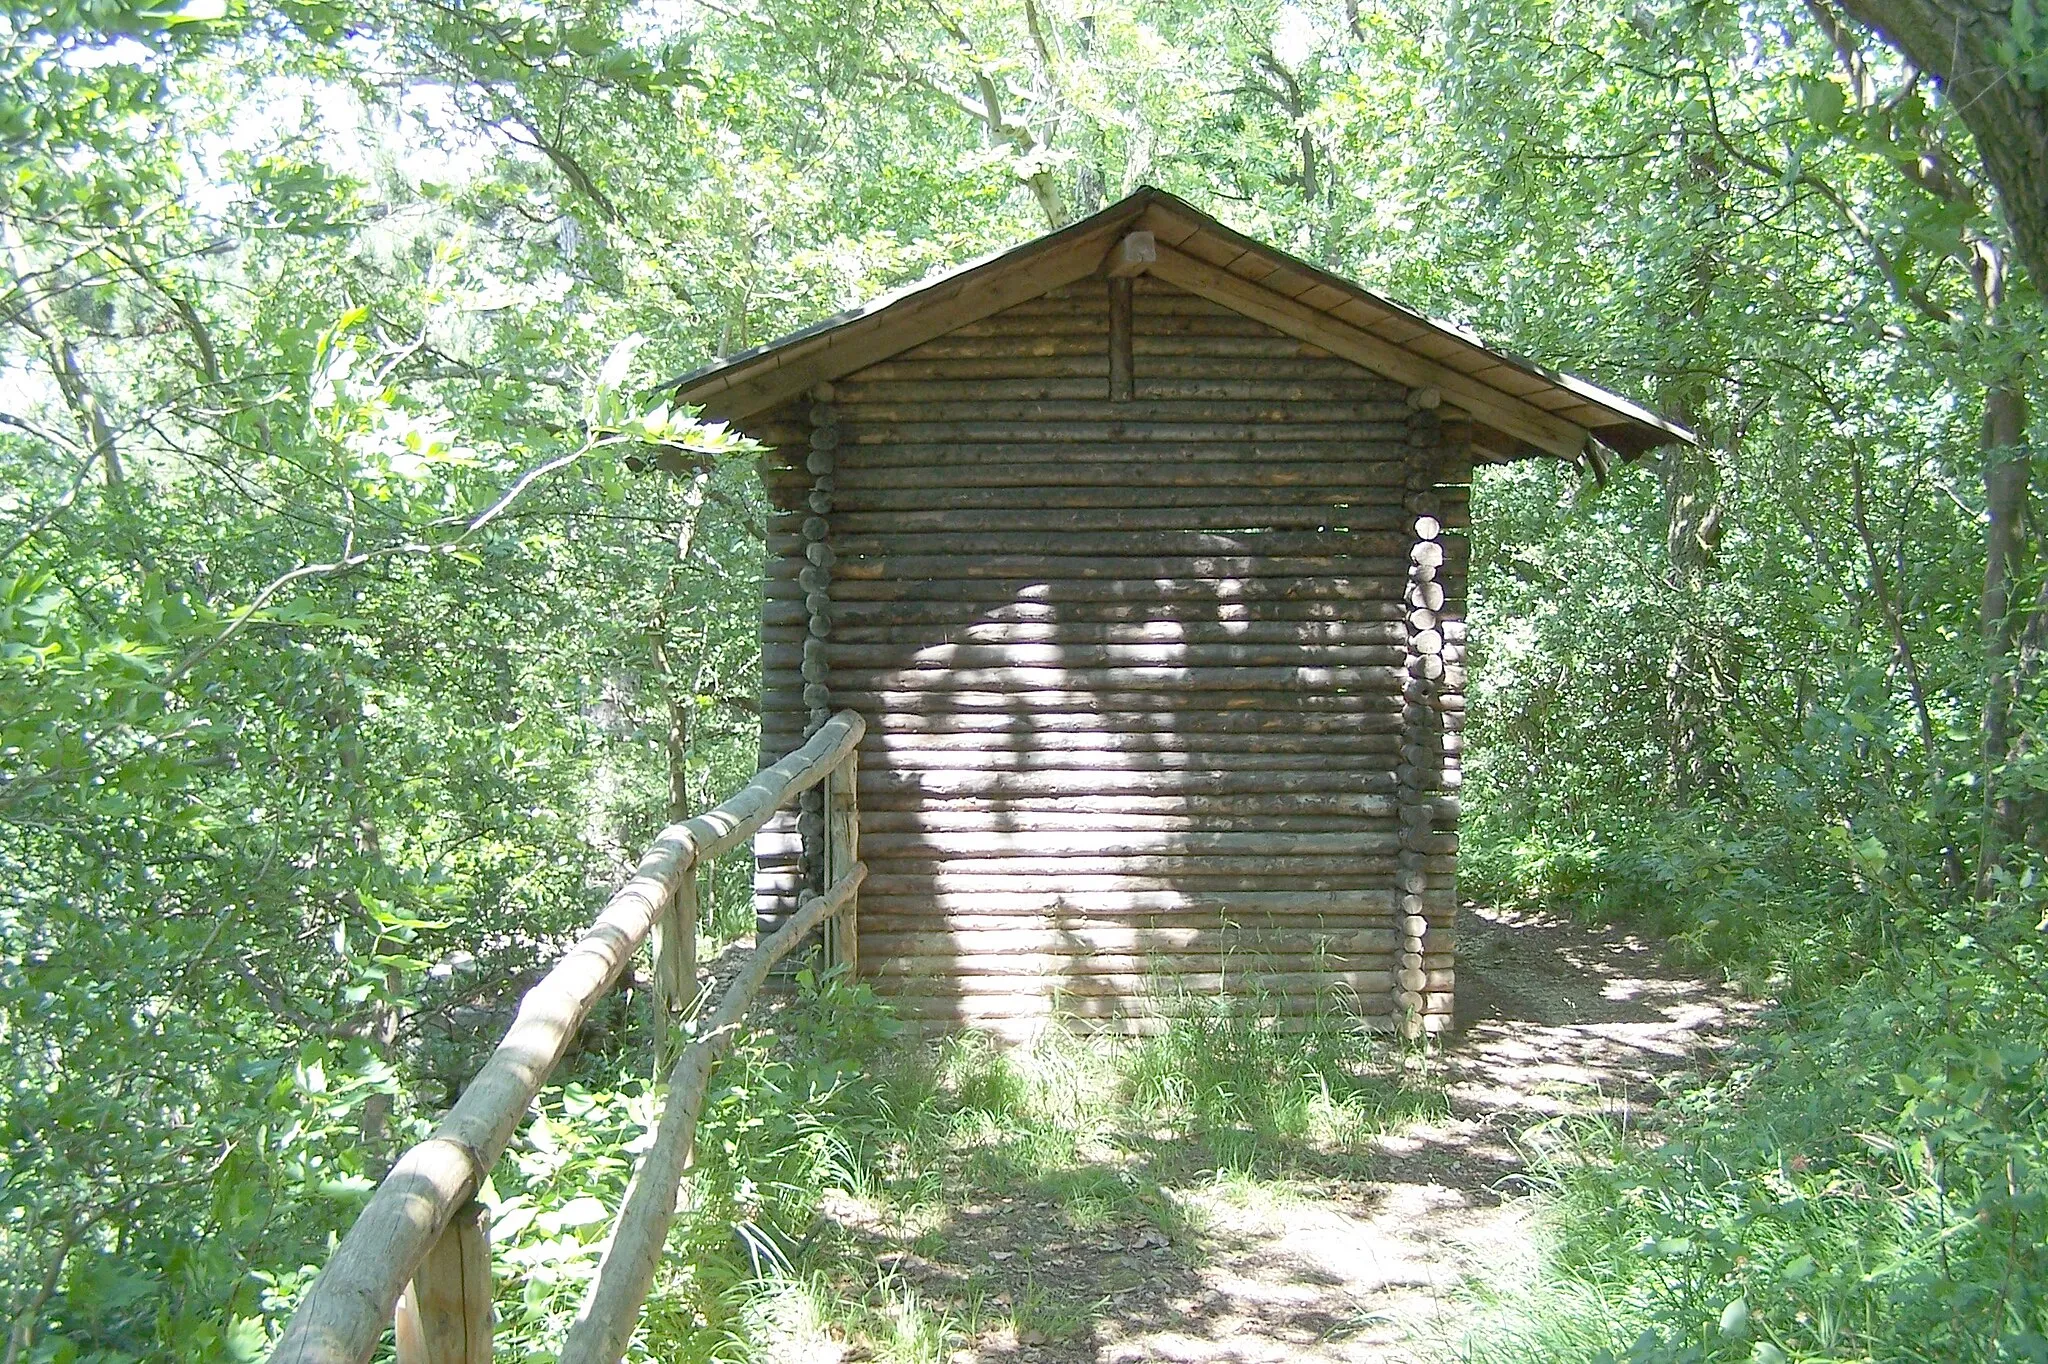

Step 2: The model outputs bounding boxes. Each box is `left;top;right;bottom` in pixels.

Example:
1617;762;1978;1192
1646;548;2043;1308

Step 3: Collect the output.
1801;76;1846;131
537;1196;609;1232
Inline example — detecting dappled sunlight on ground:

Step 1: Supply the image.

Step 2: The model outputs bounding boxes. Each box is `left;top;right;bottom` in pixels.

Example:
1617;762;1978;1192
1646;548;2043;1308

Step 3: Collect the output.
821;900;1756;1364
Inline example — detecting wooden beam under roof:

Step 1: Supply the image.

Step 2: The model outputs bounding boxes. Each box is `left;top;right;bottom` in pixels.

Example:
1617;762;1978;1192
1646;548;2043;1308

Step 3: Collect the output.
1143;243;1593;461
666;185;1694;459
693;214;1139;423
1103;231;1157;278
1132;196;1693;456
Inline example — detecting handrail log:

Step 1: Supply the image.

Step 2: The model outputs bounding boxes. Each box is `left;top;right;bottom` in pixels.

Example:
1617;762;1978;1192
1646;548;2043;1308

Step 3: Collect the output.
271;711;866;1364
559;861;869;1364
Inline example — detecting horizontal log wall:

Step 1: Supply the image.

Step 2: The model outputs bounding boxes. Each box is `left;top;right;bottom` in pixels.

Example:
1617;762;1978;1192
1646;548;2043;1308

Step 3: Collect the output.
754;276;1469;1033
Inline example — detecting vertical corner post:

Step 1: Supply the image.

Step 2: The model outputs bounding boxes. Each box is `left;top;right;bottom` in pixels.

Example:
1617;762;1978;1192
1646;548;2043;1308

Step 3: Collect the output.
651;867;697;1070
796;385;838;908
823;750;860;978
392;1200;492;1364
1393;391;1446;1042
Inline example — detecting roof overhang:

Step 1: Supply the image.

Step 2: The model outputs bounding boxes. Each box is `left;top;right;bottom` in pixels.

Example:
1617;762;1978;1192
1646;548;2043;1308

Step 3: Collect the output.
668;187;1695;464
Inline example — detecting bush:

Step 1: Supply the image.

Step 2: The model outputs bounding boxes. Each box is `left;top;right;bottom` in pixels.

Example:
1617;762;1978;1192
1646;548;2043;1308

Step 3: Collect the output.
1463;806;1887;1002
1462;864;2048;1363
471;963;905;1361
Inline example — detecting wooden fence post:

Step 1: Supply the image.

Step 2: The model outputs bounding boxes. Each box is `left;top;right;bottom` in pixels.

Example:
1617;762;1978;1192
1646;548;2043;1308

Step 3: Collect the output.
392;1200;491;1364
651;868;697;1070
268;713;863;1364
823;753;859;978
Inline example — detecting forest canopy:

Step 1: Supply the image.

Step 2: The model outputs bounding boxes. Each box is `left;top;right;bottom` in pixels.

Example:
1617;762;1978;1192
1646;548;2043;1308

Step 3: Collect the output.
1;0;2043;1360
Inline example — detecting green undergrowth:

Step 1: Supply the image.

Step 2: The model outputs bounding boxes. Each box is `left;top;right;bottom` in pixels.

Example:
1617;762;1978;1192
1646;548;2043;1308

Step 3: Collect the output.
472;970;1442;1363
1464;811;1877;1002
1459;817;2048;1364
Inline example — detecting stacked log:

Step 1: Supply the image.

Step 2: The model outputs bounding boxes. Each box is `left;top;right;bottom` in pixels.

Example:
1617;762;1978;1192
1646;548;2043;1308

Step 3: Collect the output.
1424;422;1471;1034
752;278;1470;1033
794;388;838;899
1394;393;1447;1038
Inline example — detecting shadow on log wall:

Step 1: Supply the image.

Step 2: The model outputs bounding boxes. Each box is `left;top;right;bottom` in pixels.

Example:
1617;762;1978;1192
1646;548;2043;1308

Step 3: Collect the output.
752;278;1467;1037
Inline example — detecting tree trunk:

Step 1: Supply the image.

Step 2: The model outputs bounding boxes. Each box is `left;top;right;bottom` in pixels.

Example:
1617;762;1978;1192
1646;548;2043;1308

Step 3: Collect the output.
1;225;121;487
332;688;401;1166
1658;422;1728;796
1835;0;2048;292
2007;573;2048;860
1851;455;1970;886
1653;134;1735;799
1977;381;2032;895
649;470;713;822
648;627;695;823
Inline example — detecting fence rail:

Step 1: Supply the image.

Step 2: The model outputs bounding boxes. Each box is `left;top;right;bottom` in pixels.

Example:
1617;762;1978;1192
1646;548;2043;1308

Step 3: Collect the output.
271;710;867;1364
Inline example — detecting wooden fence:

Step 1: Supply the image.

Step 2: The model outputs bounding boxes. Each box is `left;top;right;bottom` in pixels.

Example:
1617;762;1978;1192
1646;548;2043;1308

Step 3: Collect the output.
270;710;867;1364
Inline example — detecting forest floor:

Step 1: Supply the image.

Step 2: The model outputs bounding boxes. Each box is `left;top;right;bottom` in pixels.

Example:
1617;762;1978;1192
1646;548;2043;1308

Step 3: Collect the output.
800;903;1758;1364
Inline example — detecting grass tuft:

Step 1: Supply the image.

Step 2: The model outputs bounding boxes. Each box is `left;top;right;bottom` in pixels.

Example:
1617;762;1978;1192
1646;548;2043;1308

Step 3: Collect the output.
1456;822;2048;1364
483;959;1447;1362
1126;980;1447;1160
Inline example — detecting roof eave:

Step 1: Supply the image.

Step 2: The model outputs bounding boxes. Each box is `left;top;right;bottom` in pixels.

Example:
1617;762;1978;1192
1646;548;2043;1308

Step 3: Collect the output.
666;193;1161;417
664;186;1694;457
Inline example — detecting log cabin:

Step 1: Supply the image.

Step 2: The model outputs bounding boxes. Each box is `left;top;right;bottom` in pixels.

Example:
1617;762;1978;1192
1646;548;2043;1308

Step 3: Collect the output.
668;187;1691;1039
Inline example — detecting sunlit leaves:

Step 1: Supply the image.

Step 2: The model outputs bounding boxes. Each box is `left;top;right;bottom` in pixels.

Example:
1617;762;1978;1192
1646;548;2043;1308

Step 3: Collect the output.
1800;74;1846;132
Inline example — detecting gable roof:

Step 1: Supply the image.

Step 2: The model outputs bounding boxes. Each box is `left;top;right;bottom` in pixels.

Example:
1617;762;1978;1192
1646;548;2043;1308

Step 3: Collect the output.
669;187;1693;464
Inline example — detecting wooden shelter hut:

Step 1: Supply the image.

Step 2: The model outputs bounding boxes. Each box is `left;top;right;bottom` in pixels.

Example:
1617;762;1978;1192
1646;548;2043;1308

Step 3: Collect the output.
670;187;1690;1038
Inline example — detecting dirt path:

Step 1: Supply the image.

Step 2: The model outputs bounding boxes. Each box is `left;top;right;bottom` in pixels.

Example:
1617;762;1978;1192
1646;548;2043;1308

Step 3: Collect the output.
1084;903;1759;1364
814;902;1755;1364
